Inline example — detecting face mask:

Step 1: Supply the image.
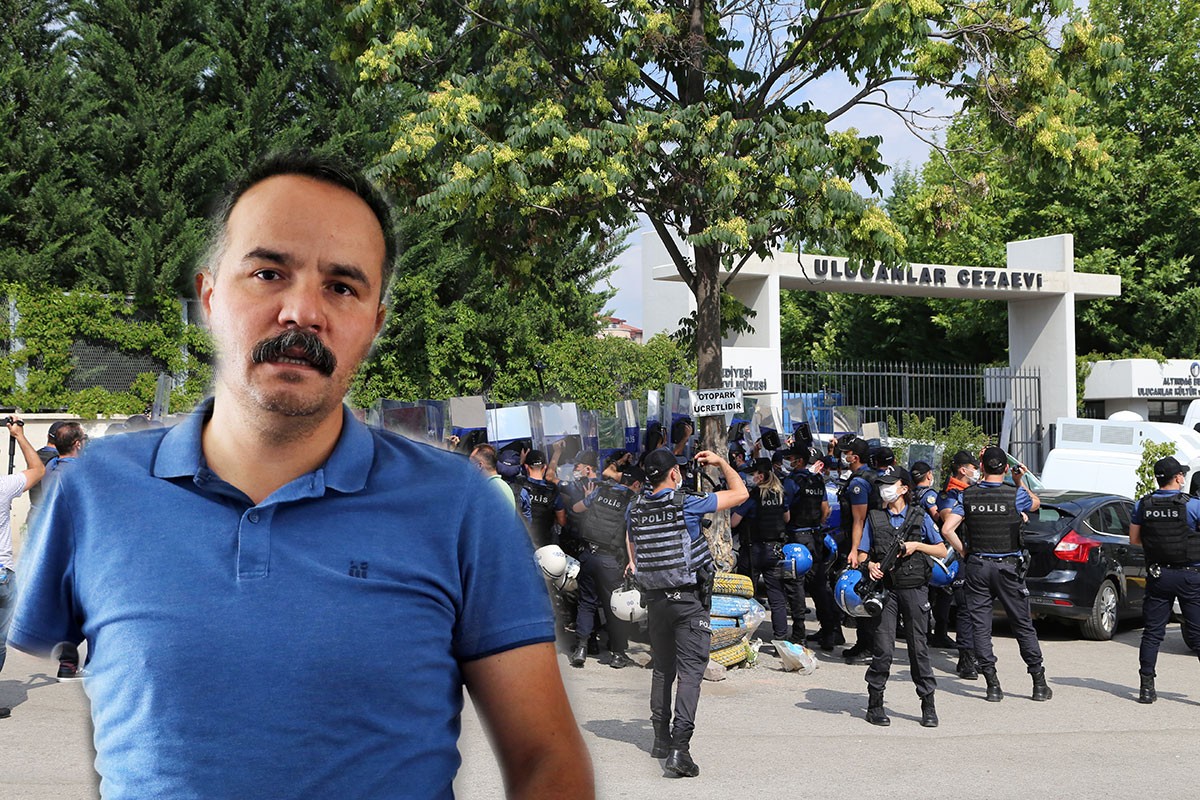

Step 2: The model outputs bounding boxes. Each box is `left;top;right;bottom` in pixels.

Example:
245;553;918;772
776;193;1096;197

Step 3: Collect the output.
840;456;850;468
880;484;903;504
967;469;980;485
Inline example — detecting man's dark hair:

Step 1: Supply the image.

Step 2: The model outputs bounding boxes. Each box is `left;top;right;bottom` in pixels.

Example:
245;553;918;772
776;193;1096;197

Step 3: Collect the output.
201;150;396;296
54;422;85;455
470;443;498;472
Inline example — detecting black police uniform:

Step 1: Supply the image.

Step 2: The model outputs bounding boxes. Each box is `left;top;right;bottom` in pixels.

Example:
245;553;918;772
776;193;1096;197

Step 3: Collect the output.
960;482;1050;701
571;479;636;668
862;504;939;726
521;476;559;549
939;483;976;675
745;486;791;641
916;484;955;648
841;465;880;660
629;488;714;776
1135;491;1200;701
786;468;836;643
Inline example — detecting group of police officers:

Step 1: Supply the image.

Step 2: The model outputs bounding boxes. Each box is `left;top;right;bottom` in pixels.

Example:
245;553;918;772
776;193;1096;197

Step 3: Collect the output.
472;428;1200;777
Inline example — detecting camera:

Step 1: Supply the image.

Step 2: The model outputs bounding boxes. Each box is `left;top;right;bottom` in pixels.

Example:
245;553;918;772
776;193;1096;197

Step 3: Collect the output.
856;575;890;617
2;416;23;427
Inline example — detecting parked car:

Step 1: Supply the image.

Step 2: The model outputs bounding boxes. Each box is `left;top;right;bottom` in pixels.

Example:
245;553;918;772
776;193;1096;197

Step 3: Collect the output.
1020;490;1145;640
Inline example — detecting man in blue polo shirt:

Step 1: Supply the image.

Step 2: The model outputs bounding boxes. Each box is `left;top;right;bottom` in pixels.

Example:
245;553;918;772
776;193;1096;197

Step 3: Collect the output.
11;152;592;798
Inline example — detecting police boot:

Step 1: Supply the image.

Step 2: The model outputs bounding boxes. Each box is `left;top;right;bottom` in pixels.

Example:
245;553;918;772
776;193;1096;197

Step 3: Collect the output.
1138;673;1157;705
569;640;586;668
981;666;1003;702
920;694;939;728
865;688;890;726
650;721;671;758
664;747;699;778
1031;668;1053;702
956;650;979;680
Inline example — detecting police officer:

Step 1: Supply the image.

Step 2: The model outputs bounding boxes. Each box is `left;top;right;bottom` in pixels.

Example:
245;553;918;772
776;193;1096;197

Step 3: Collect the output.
784;447;835;646
912;461;955;649
858;470;947;727
942;446;1050;702
1129;456;1200;703
519;449;564;549
841;437;879;662
731;459;793;642
938;450;981;677
628;448;747;778
558;452;600;559
569;466;642;670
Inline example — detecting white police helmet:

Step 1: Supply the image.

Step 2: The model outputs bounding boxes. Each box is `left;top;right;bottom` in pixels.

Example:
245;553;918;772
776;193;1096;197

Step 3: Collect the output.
610;581;648;622
555;556;581;594
534;545;568;580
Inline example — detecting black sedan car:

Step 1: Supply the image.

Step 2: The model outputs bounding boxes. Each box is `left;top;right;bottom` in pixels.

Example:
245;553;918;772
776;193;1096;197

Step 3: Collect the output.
1020;490;1145;640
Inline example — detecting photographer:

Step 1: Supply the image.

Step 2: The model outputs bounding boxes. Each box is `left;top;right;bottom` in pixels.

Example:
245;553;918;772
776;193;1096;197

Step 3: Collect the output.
857;470;947;728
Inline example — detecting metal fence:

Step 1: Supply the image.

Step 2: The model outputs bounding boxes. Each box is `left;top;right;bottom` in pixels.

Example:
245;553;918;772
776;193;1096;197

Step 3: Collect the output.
782;360;1044;470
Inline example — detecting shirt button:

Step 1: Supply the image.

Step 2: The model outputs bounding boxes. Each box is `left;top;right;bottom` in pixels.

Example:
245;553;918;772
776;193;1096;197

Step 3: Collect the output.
248;512;260;523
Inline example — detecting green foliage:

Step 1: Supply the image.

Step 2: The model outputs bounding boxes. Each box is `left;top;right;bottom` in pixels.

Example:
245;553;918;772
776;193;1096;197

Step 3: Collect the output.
888;413;991;482
0;284;212;413
1137;439;1178;500
670;291;757;355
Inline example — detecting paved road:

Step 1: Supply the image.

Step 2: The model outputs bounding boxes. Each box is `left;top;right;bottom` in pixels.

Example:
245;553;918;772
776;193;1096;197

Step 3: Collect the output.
4;618;1199;798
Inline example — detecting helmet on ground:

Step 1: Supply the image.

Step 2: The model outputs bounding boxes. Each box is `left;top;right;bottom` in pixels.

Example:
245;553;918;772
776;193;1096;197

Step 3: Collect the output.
610;580;648;622
835;568;869;618
534;545;568;580
930;555;960;587
555;556;581;594
781;543;813;577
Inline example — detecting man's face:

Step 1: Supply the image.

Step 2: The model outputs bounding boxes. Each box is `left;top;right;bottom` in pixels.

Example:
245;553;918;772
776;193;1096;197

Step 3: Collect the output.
197;175;386;422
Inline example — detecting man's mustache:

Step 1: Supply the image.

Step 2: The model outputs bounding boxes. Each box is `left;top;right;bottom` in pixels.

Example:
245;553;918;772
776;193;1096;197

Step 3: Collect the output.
251;330;337;377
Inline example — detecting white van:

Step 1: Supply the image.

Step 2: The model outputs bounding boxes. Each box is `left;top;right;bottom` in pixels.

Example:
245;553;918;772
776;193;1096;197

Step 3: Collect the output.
1040;411;1200;499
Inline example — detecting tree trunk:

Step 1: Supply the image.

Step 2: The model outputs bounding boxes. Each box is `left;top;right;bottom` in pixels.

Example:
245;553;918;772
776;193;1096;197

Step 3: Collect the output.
693;241;734;570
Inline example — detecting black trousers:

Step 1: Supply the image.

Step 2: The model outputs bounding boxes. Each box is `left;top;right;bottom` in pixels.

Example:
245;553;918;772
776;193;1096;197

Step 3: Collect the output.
953;577;974;652
574;549;629;651
866;585;936;697
786;530;840;634
750;541;790;639
965;556;1044;672
647;590;712;748
1139;567;1200;676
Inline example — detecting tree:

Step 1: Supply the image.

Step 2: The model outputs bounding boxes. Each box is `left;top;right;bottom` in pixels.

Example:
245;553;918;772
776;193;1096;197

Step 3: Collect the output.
346;0;1119;454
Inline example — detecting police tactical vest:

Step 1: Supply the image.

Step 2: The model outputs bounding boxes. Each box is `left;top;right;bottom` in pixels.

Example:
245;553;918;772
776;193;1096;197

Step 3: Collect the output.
838;466;876;534
751;487;788;543
583;480;633;553
522;478;558;549
867;506;931;589
961;483;1021;554
788;471;825;528
1139;492;1200;565
628;490;713;590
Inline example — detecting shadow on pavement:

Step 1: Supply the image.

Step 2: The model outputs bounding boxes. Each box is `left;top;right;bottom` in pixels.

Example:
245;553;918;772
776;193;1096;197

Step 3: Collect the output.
0;673;58;711
581;718;655;753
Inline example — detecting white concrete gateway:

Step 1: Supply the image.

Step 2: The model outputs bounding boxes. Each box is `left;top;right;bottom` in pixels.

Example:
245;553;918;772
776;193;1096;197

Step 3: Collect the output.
642;233;1121;427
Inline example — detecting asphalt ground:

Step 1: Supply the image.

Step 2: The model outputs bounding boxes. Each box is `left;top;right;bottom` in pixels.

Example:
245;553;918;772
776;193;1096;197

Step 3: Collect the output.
3;616;1199;798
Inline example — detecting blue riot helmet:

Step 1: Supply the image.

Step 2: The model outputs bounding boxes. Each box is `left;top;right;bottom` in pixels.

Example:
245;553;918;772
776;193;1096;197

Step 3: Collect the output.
781;543;813;577
930;551;960;588
823;533;839;561
835;568;869;618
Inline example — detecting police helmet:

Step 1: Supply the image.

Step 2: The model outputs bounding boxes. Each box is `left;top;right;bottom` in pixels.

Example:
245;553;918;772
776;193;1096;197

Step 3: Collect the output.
534;545;568;580
610;580;648;623
782;543;813;576
930;554;960;588
824;483;841;530
823;533;839;561
835;568;870;618
555;556;581;594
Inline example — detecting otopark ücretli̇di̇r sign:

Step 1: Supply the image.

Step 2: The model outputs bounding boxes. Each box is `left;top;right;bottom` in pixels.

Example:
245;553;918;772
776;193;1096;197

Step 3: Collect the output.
691;387;744;417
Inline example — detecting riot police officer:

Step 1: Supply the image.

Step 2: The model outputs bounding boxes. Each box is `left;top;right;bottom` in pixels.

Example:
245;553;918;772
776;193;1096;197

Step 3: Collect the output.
938;450;981;677
785;447;835;646
858;470;947;727
942;447;1050;702
1129;456;1200;703
569;466;642;670
731;459;793;642
628;448;747;778
519;449;565;549
912;461;955;649
841;438;879;662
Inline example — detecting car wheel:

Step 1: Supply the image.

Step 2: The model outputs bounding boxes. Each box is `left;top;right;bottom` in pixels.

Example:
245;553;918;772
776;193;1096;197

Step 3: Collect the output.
1080;580;1119;641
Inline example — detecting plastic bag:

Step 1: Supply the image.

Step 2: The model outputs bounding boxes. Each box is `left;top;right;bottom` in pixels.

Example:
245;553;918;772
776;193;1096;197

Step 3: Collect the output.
774;640;819;674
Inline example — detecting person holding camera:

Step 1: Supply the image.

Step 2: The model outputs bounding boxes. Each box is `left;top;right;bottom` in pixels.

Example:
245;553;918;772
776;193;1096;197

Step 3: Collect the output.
857;469;947;727
731;458;793;642
0;414;46;718
941;446;1048;703
627;448;747;778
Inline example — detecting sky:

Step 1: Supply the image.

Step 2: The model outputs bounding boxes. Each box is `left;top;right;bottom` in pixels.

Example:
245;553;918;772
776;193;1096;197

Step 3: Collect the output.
603;76;962;331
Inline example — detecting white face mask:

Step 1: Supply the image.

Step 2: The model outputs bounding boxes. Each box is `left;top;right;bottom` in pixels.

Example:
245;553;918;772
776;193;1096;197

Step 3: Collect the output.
966;469;980;485
880;484;903;504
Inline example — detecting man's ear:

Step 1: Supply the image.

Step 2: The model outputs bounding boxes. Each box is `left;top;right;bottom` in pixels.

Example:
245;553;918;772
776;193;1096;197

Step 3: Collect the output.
196;271;215;320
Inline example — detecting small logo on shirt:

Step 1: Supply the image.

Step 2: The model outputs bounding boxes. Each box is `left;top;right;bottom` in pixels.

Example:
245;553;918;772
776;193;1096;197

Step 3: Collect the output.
349;560;370;579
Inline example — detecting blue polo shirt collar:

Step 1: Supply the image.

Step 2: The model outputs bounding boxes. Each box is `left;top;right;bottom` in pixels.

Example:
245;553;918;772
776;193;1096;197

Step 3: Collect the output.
152;398;374;497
